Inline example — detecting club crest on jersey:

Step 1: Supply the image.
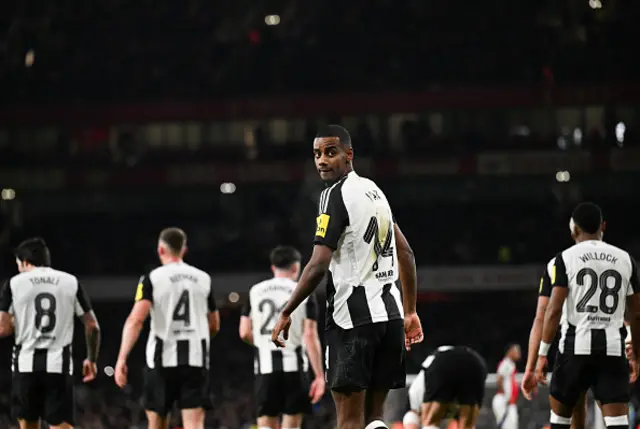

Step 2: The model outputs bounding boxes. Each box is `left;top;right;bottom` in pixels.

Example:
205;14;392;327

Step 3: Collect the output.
316;214;330;238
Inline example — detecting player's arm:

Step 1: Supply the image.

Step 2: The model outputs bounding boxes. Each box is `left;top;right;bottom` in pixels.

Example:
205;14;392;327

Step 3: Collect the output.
239;297;253;345
626;257;640;362
302;294;324;381
207;285;220;337
525;272;552;373
394;222;417;314
117;275;152;363
281;188;348;317
540;254;569;353
75;282;101;363
0;280;13;337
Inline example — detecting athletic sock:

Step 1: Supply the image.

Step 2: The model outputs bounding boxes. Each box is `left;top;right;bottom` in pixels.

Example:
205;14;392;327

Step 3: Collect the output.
365;420;388;429
604;415;629;429
550;410;572;429
423;425;440;429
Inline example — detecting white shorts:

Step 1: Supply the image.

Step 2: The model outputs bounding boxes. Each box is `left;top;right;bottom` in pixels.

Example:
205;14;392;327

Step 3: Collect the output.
492;394;518;429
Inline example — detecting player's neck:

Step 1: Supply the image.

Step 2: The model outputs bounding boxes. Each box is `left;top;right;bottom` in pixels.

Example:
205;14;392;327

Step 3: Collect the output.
273;271;296;281
160;256;182;265
576;233;602;243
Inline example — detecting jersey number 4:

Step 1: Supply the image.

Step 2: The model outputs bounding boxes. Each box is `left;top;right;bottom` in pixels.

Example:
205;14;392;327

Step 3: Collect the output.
172;290;191;326
258;299;286;335
34;292;57;333
576;268;623;315
362;216;394;272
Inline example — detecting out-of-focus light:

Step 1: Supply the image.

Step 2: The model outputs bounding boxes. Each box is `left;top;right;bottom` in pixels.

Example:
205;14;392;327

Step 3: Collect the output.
555;171;571;182
1;189;16;200
573;128;582;145
228;292;240;303
104;366;114;377
588;0;602;9
616;122;626;145
265;15;281;26
220;183;236;194
25;50;35;67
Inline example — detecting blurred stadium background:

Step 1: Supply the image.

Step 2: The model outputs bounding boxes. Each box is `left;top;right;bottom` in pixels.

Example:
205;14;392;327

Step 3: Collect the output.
2;0;640;427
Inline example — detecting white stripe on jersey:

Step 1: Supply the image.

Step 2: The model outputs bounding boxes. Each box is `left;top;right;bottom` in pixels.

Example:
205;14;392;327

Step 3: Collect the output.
244;277;316;374
554;240;640;356
0;267;91;374
141;262;214;368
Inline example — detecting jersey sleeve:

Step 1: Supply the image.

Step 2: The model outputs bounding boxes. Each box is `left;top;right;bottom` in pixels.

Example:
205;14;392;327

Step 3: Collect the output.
538;267;552;297
208;289;217;312
628;256;640;296
241;297;251;317
313;185;349;250
305;293;318;321
134;274;153;303
497;360;511;378
551;252;569;288
0;280;12;312
74;282;93;316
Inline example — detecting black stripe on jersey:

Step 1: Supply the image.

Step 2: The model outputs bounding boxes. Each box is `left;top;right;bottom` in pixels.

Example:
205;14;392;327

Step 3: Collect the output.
631;256;640;294
13;344;21;372
271;350;284;372
254;348;261;374
325;272;336;329
177;340;189;366
201;339;207;368
346;286;373;326
295;346;303;372
591;329;606;355
552;252;569;287
208;289;217;312
33;349;47;372
154;337;163;368
381;283;401;320
62;344;71;375
76;283;92;313
314;180;349;250
563;324;577;354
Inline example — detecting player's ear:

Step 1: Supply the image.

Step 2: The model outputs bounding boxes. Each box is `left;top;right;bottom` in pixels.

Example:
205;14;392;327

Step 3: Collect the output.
601;221;606;234
270;265;276;275
345;146;353;162
181;245;188;257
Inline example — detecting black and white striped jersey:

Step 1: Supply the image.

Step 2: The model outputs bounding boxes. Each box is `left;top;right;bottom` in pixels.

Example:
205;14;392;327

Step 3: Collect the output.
314;171;403;330
552;240;640;356
242;277;317;374
136;262;216;369
0;267;92;374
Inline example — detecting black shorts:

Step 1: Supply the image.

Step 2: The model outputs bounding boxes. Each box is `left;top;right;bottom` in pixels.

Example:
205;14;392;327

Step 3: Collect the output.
11;372;75;425
255;371;311;417
423;347;487;406
550;353;630;407
326;319;406;394
144;366;210;417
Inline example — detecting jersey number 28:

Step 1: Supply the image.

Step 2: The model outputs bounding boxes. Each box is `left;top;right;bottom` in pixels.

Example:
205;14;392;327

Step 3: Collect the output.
576;268;623;315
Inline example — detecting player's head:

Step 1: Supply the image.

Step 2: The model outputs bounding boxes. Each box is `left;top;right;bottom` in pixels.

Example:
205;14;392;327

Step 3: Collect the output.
570;202;605;242
14;237;51;272
313;124;354;184
506;343;521;361
270;245;302;280
158;227;187;262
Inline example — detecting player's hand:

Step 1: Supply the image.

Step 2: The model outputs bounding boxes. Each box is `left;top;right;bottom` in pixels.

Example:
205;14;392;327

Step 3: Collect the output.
82;359;97;383
114;359;128;388
309;376;326;404
520;370;538;400
271;313;292;348
534;356;548;385
630;359;639;383
404;312;424;351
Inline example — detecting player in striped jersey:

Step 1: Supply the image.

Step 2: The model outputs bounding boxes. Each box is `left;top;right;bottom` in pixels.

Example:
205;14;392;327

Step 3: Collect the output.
271;125;424;429
521;258;587;429
0;237;101;429
239;246;325;429
115;227;220;429
535;203;640;429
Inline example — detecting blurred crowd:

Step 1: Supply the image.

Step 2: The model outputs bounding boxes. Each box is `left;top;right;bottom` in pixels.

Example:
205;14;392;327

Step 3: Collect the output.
2;0;639;102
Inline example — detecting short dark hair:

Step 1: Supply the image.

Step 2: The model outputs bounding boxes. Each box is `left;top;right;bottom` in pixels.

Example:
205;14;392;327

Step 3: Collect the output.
14;237;51;267
315;124;352;147
572;202;603;234
270;246;301;269
159;227;187;253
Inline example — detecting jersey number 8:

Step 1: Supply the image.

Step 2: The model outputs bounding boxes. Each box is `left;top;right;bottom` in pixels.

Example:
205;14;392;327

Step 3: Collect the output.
575;268;623;315
34;292;57;333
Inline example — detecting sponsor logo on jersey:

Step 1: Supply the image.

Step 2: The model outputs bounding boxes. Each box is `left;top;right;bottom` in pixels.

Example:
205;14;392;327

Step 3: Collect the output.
316;214;330;238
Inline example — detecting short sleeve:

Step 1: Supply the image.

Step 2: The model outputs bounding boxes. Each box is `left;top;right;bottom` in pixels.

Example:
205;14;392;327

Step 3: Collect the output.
74;282;93;316
135;274;153;303
628;256;640;296
208;288;217;312
538;268;552;297
0;280;12;312
313;184;349;250
497;360;511;377
551;252;569;288
241;298;251;317
305;293;318;321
